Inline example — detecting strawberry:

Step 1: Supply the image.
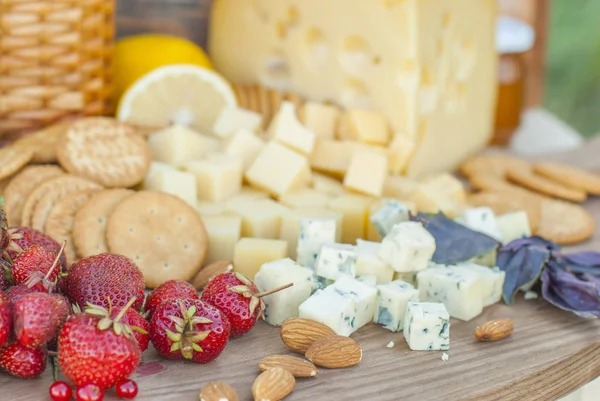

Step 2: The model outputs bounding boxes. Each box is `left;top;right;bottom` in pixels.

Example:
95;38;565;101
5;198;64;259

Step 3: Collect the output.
14;292;69;348
150;298;230;363
58;298;142;390
63;254;145;311
113;307;149;352
201;272;292;337
11;245;59;290
0;342;47;379
6;284;36;304
0;290;12;348
145;279;199;318
5;226;67;270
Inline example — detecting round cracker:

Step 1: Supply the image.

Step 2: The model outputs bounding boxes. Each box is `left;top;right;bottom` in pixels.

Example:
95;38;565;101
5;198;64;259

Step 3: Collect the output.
105;190;208;289
72;188;134;258
3;165;65;226
12;122;69;164
0;145;34;181
468;172;530;194
536;198;595;245
506;166;587;203
56;117;151;188
460;154;531;178
45;189;99;264
533;161;600;196
466;191;542;231
21;175;103;231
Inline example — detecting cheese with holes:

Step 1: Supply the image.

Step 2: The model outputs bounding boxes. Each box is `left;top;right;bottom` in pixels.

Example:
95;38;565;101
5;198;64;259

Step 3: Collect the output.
355;240;394;284
374;280;419;332
315;243;357;281
379;221;436;272
202;215;242;264
299;102;341;140
269;101;316;155
233;238;289;280
404;302;450;351
343;149;388;197
223;129;265;170
212;107;263;138
148;125;219;167
338;109;390;145
326;193;372;244
209;0;497;177
186;154;243;202
227;199;288;238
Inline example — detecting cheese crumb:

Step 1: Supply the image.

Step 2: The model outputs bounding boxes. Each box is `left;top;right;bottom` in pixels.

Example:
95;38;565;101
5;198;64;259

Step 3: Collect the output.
386;341;395;348
524;291;539;300
441;352;449;361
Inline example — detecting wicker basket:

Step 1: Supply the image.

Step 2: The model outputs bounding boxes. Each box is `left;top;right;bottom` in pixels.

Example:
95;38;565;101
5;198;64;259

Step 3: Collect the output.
0;0;115;140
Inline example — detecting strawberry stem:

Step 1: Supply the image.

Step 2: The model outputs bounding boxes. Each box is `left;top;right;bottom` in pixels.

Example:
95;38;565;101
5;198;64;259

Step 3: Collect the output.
114;297;137;323
44;240;66;281
254;282;293;298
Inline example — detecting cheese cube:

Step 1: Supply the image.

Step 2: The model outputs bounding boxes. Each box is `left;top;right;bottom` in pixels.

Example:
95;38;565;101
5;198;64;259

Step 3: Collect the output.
457;207;503;241
370;199;411;238
315;243;357;281
254;258;316;326
355;240;394;284
410;173;466;218
296;217;337;268
298;289;357;336
374;280;419;332
367;198;416;242
325;276;378;331
233;238;288;280
269;101;316;155
311;173;346;197
379;222;436;273
355;275;377;287
212;107;263;138
223;129;265;170
298;102;340;140
246;141;312;198
343;149;388;197
311;140;384;177
393;271;418;287
202;215;242;264
186;154;243;202
279;188;331;209
388;134;416;175
279;207;343;260
326;194;372;244
416;266;483;321
148;125;219;167
228;186;270;202
404;302;450;351
196;200;228;216
454;263;505;307
337;109;390;146
227;199;288;238
383;175;419;200
141;161;176;190
143;169;197;207
496;211;531;244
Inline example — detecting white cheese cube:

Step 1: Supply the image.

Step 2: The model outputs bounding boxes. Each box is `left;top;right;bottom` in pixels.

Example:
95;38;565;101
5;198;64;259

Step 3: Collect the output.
226;199;288;238
269;101;316;155
298;102;340;140
202;215;242;264
186;154;243;202
410;173;466;218
254;258;316;326
355;275;377;287
367;198;416;242
296;217;337;268
212;107;263;138
223;129;265;170
246;141;312;198
379;222;436;273
227;186;270;202
315;243;357;281
310;172;346;197
233;238;288;280
299;289;357;336
383;175;419;200
143;169;197;207
387;134;416;175
355;240;394;284
393;271;418;287
279;188;331;209
496;211;531;244
196;200;228;217
337;109;390;146
141;161;176;190
343;149;388;197
457;207;503;241
310;140;384;178
452;262;506;307
374;280;419;332
370;199;411;238
326;194;372;244
416;266;483;321
148;125;219;168
326;276;378;332
404;302;450;351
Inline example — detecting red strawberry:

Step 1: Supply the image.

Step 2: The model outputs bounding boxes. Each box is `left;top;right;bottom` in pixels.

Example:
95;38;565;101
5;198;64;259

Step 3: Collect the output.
11;245;59;289
201;272;291;337
63;254;145;311
58;298;142;390
0;342;47;379
6;226;67;270
145;280;198;318
14;292;70;348
150;298;230;363
110;306;149;352
0;290;12;348
6;284;36;304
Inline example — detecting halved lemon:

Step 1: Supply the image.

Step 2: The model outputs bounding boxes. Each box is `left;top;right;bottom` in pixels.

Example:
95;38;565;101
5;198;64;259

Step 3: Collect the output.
116;64;237;134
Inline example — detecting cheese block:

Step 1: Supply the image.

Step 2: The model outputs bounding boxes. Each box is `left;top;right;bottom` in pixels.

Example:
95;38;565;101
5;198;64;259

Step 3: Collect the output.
367;198;416;242
383;175;419;200
141;161;176;191
143;169;197;207
279;188;331;209
148;125;219;168
387;134;416;175
186;153;243;202
410;173;466;217
202;215;242;264
233;238;289;280
393;271;418;287
315;243;357;281
355;240;394;284
310;140;384;177
326;193;372;244
496;211;531;244
269;101;316;155
370;199;411;239
404;302;450;351
227;198;288;238
456;207;503;242
343;149;388;197
296;217;338;268
298;102;341;140
379;221;436;273
337;109;390;145
223;129;265;170
373;280;419;332
196;200;228;217
298;289;357;336
212;107;263;138
209;0;498;177
310;172;346;197
355;275;377;287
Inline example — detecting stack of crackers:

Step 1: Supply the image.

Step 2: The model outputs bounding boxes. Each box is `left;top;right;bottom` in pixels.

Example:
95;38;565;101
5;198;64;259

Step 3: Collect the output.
0;117;208;289
461;154;600;245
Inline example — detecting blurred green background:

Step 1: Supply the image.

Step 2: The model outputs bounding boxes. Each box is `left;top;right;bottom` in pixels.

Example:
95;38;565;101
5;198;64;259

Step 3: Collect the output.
546;0;600;138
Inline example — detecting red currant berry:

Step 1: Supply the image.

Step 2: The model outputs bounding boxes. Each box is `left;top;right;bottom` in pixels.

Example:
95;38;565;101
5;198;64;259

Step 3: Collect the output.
49;381;72;401
75;384;103;401
115;378;138;399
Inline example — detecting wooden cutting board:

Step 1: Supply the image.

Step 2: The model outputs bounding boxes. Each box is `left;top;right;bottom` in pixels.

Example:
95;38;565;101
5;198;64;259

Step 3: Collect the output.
4;140;600;401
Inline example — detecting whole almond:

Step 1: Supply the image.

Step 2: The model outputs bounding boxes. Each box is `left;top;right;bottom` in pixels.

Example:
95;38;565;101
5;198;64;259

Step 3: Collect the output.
280;318;336;354
199;381;239;401
258;355;318;378
474;319;514;342
192;260;233;290
305;335;362;369
252;367;295;401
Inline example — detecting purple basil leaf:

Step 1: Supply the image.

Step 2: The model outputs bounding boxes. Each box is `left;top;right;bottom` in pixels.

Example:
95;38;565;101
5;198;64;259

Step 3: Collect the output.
497;243;550;305
560;251;600;267
541;262;600;318
411;212;499;265
562;264;600;276
502;236;560;252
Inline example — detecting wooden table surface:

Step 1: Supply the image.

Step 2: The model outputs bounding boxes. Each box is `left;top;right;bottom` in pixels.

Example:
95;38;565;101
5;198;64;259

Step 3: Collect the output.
4;138;600;401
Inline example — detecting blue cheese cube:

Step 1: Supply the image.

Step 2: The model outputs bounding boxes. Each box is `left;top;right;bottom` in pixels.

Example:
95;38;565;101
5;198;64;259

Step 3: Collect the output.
254;258;316;326
374;280;419;332
298;289;357;336
314;243;357;280
456;207;503;241
417;266;483;321
326;276;378;332
370;199;411;238
378;222;436;273
296;218;337;268
496;211;531;244
355;275;377;287
404;302;450;351
355;240;394;284
393;271;418;287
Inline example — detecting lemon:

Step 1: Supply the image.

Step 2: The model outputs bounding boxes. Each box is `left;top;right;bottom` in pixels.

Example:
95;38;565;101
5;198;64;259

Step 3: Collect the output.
113;35;213;107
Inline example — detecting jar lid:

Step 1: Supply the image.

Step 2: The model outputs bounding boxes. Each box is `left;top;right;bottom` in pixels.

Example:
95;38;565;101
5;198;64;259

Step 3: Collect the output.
496;16;535;54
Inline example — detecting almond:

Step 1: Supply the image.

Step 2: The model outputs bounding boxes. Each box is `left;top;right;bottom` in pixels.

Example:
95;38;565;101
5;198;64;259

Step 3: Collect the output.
192;260;233;290
258;355;318;378
280;318;336;354
199;381;239;401
305;335;362;369
252;367;295;401
474;319;514;342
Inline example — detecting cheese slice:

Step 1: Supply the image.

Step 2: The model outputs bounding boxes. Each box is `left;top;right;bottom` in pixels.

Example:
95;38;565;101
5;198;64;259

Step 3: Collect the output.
209;0;497;177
